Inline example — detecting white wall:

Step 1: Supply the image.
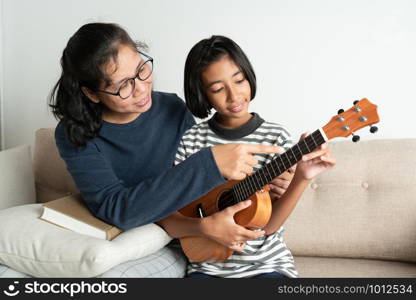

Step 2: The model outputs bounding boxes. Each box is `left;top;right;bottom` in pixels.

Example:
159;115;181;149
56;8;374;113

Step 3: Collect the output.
0;0;4;150
2;0;416;149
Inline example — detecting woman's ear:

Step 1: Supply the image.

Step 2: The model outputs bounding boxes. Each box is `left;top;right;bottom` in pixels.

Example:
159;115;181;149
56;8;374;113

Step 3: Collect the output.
81;87;101;104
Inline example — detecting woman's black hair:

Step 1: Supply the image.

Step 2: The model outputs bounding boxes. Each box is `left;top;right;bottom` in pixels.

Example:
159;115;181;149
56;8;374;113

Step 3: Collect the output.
184;35;256;119
49;22;146;147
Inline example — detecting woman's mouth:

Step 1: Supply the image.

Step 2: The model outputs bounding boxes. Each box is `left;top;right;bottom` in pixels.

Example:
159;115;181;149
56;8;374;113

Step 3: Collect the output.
134;97;150;107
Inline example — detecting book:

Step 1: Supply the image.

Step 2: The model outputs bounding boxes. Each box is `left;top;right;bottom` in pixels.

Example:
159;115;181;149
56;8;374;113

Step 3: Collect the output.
39;194;122;241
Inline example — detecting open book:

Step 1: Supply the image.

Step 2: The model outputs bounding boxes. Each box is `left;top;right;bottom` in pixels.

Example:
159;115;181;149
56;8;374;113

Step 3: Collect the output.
39;194;122;240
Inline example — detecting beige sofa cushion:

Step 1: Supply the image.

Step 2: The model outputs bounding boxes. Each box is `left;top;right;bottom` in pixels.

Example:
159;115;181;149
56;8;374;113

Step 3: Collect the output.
284;139;416;263
0;145;36;210
33;128;79;203
294;256;416;278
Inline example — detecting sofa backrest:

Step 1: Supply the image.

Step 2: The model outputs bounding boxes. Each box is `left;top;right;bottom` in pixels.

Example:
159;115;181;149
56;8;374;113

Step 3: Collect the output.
283;139;416;263
33;128;79;203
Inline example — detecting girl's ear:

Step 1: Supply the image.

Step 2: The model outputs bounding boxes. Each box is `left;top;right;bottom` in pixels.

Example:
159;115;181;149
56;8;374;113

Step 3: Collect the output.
81;86;101;104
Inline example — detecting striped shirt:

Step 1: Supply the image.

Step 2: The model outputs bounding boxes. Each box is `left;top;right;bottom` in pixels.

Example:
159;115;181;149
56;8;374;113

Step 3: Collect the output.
174;113;299;278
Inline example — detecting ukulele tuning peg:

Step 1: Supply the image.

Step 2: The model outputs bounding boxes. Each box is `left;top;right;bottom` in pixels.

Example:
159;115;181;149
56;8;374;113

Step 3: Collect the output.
370;126;378;133
352;134;360;142
337;109;344;114
353;100;359;105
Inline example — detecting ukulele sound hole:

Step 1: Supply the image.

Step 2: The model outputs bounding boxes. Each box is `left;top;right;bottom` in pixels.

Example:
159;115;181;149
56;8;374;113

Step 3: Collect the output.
217;190;236;211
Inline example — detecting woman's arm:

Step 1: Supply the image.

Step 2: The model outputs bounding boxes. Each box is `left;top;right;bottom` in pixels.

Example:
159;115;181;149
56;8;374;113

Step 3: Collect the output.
55;122;226;231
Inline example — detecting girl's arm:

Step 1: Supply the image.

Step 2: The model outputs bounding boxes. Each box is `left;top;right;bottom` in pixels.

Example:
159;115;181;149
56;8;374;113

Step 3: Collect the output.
156;212;205;238
157;200;265;251
268;168;295;202
263;134;336;235
262;172;310;235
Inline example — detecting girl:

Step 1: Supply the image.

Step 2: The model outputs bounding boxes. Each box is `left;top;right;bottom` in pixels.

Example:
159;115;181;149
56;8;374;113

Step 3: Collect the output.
157;35;335;278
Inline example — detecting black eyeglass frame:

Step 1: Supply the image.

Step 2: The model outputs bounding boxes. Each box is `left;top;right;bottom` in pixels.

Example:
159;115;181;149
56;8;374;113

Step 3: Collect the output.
95;51;153;99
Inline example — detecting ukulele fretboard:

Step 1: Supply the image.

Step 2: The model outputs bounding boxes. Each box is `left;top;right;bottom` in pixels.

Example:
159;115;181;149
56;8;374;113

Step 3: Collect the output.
229;129;326;205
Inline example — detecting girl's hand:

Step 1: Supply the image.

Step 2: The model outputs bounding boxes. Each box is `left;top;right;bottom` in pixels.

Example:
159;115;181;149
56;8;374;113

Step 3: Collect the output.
268;166;295;202
295;132;336;180
200;200;265;252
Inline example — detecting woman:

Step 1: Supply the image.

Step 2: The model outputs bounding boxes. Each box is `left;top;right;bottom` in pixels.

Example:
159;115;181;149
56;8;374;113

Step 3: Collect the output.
49;22;286;236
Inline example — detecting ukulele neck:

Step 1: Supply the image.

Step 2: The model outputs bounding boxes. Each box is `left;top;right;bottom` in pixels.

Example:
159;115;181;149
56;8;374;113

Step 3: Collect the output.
232;129;327;203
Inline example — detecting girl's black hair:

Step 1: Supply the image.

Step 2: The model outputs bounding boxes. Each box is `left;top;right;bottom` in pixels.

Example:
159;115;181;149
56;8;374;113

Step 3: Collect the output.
49;22;145;147
184;35;256;119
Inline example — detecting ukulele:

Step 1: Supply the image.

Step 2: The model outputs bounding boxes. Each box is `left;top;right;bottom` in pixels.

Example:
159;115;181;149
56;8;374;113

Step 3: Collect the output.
179;98;380;262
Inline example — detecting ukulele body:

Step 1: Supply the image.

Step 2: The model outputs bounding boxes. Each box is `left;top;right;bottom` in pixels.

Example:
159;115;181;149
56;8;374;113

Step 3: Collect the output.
179;180;272;262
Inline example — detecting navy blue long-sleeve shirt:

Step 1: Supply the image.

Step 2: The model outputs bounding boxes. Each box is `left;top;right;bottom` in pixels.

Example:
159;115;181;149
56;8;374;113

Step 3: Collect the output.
55;91;226;230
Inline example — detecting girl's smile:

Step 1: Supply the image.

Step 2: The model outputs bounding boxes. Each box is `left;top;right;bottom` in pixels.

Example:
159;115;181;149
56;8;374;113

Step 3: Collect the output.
201;54;252;128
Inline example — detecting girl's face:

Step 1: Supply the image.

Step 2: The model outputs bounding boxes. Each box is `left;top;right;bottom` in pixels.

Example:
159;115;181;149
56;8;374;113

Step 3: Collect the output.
201;55;252;128
87;44;153;124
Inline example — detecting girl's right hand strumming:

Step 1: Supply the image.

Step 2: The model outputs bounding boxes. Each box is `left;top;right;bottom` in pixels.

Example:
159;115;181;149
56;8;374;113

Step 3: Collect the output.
211;144;283;180
200;199;265;252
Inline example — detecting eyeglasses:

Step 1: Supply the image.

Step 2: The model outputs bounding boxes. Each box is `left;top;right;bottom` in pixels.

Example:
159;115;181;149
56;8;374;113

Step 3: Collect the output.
95;51;153;99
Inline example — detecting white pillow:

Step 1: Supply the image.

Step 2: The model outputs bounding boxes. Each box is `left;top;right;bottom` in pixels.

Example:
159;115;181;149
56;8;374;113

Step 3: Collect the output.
0;145;36;210
0;204;172;277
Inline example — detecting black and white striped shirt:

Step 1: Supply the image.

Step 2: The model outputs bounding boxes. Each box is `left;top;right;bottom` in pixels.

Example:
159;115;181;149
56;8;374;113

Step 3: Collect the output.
174;113;299;278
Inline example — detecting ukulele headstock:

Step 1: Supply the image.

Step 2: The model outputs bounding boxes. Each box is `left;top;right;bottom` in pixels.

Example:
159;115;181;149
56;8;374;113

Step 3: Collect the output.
322;98;380;141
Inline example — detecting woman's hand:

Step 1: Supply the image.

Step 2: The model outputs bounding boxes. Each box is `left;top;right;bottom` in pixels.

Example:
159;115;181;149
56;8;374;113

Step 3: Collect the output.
200;200;265;252
295;132;336;180
211;144;283;180
268;166;295;202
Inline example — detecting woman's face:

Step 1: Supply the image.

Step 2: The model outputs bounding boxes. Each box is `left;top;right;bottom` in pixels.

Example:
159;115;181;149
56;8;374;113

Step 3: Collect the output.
201;55;252;127
90;44;153;123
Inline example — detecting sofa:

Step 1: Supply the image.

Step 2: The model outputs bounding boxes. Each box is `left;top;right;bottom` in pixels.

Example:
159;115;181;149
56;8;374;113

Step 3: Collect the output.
1;128;416;277
284;138;416;277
